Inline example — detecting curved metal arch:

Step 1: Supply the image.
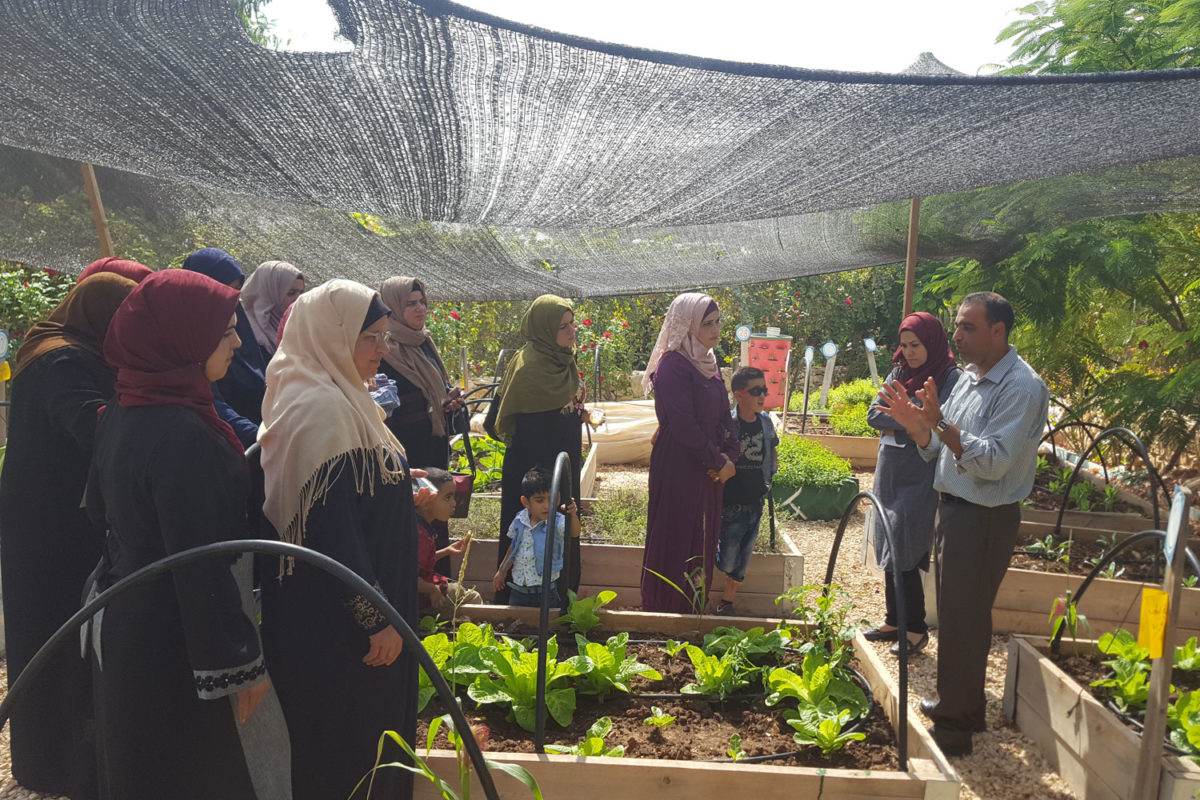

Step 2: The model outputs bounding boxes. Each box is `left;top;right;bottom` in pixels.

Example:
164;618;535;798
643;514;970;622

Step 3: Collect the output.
534;450;575;752
1053;427;1165;538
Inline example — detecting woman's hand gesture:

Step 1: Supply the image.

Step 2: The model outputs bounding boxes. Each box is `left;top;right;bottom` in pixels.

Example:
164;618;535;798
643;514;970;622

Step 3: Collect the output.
716;457;736;483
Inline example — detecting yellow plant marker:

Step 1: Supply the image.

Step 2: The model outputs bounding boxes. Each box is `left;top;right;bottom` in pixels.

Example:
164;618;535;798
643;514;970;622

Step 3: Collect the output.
1139;587;1169;659
0;360;9;381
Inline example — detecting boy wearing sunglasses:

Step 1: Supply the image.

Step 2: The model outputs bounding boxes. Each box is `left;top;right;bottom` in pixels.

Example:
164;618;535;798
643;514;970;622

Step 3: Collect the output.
715;367;779;615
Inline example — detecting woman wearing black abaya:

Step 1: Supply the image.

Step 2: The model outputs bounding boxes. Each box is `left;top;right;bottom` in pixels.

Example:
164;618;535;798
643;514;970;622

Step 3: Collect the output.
258;279;418;800
0;269;140;799
86;269;273;799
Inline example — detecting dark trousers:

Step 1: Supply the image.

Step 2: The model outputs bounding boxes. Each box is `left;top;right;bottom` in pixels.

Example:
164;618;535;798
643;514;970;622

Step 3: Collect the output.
929;498;1020;733
884;552;929;634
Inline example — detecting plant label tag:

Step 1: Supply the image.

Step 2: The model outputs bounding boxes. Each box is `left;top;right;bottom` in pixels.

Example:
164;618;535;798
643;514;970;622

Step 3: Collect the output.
1139;587;1169;659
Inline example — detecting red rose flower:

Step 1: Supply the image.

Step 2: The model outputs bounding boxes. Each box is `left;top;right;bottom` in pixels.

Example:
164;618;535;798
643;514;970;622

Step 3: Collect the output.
603;332;612;339
44;268;58;277
620;321;629;328
582;319;592;326
845;297;852;306
449;311;460;320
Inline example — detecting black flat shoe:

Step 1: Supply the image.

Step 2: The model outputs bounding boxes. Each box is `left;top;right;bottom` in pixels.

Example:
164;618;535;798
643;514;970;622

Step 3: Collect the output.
891;631;929;655
919;698;938;718
861;626;899;642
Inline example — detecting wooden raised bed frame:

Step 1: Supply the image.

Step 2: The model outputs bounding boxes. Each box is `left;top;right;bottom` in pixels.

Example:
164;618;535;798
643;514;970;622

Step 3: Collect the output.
1003;634;1200;800
795;432;878;470
451;537;804;618
415;606;961;799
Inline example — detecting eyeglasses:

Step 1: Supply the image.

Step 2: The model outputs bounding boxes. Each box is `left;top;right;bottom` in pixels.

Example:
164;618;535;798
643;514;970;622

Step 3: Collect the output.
743;386;769;397
359;330;394;347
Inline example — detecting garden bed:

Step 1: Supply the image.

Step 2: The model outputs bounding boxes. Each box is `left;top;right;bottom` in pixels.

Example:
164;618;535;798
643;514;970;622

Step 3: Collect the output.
411;606;960;800
450;538;804;617
991;569;1200;639
784;432;878;470
1003;634;1200;800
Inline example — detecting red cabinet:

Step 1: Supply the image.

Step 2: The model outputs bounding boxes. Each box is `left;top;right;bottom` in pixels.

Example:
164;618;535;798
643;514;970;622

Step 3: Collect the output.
744;334;792;411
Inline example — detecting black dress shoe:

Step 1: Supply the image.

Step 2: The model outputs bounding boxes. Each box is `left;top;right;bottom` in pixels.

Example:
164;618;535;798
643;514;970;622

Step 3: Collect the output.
919;698;938;718
928;725;973;757
861;626;899;642
890;631;928;655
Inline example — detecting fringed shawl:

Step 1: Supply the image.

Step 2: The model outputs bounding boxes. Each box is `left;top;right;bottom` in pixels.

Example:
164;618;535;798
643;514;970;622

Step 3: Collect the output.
259;280;407;551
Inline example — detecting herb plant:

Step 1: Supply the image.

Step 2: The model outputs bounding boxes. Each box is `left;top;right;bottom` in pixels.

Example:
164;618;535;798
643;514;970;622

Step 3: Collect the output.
784;704;866;754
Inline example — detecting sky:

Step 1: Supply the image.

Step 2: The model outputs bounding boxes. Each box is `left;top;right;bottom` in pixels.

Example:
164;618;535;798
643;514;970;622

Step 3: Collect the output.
259;0;1027;75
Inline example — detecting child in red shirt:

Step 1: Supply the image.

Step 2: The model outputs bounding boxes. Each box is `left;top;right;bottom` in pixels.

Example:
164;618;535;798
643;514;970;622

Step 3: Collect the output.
415;468;482;617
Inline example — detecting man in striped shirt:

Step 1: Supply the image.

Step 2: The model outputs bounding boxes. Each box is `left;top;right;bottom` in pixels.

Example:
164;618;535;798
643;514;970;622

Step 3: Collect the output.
877;291;1049;756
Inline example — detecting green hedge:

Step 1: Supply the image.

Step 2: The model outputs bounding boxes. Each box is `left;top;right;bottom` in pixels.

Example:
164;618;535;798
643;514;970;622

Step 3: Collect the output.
774;436;852;491
829;402;873;437
827;378;878;411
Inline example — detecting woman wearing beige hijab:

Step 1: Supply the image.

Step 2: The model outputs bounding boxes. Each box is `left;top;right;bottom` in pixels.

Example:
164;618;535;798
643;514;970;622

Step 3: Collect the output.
257;279;417;800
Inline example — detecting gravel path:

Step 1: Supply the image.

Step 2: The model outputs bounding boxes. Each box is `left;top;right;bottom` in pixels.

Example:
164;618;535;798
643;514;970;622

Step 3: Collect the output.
0;466;1077;799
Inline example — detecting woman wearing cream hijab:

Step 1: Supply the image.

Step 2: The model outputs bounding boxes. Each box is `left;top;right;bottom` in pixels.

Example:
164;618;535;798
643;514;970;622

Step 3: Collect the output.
257;279;417;800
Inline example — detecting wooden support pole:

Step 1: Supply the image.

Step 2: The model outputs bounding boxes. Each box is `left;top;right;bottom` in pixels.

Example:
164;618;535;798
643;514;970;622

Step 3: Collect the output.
1133;487;1194;799
902;197;921;317
80;162;114;258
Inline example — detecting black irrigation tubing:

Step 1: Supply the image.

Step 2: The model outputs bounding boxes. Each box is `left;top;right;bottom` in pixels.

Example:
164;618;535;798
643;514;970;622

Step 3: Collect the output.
1042;420;1112;483
822;490;908;772
534;451;575;753
1053;427;1165;540
1049;529;1200;657
0;539;501;800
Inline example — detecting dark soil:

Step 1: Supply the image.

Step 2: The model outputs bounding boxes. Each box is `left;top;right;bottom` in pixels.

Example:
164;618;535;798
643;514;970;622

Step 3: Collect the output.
417;634;899;771
1026;453;1155;516
1011;531;1165;581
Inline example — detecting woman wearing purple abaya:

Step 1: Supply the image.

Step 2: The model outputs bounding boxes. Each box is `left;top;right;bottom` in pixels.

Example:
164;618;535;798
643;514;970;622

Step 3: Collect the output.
640;293;739;614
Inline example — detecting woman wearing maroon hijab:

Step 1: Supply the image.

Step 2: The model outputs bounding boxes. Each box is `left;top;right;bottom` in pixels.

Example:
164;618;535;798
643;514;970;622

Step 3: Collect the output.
76;256;153;284
86;270;273;799
863;312;962;654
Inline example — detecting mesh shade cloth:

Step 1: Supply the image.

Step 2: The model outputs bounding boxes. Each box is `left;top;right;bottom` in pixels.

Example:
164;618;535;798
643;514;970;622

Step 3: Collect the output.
1;1;1199;298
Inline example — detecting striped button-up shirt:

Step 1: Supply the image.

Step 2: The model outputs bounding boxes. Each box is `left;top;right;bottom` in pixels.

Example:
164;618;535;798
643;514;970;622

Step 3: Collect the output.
919;346;1049;507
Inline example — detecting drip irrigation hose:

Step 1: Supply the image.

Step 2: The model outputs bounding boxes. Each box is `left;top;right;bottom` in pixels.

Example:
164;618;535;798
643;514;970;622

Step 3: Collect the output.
821;489;907;771
0;539;501;800
534;451;574;753
1049;529;1200;657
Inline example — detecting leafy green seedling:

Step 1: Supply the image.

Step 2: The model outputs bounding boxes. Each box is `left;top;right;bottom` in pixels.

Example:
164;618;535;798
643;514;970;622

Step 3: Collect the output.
545;717;625;757
1098;629;1150;665
726;733;747;761
702;626;791;663
555;589;617;635
418;633;454;712
1091;658;1151;713
660;639;688;657
643;706;675;727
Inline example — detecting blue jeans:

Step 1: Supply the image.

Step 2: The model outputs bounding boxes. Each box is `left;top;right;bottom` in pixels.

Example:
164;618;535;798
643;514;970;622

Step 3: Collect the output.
508;581;558;608
717;502;763;583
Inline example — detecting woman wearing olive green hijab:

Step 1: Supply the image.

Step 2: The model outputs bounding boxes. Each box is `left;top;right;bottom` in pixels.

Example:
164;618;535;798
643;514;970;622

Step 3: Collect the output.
485;295;586;604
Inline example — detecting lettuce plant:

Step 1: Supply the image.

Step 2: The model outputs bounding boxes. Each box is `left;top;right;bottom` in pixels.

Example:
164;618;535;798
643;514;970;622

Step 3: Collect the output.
468;636;590;731
764;651;869;719
643;706;675;727
1175;637;1200;672
555;590;617;635
702;626;791;663
1168;690;1200;761
418;633;454;712
573;632;662;700
680;644;751;699
783;702;866;754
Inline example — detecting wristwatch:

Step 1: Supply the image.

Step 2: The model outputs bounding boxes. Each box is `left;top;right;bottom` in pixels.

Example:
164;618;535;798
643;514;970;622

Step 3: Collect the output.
935;417;950;434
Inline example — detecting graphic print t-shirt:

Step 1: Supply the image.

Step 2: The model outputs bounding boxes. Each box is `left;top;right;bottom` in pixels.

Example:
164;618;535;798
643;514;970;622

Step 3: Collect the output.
723;416;766;506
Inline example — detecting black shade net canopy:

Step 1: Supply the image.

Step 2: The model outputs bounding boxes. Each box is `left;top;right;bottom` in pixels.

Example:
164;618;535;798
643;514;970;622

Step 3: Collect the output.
1;0;1199;299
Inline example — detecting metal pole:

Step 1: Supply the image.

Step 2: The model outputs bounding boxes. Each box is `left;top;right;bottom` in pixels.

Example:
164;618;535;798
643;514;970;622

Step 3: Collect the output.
534;451;573;752
459;345;468;391
903;198;921;317
819;353;837;409
80;163;114;258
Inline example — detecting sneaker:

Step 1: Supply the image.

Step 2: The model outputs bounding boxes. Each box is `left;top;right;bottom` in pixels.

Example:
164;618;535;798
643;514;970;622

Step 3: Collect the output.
715;601;736;616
